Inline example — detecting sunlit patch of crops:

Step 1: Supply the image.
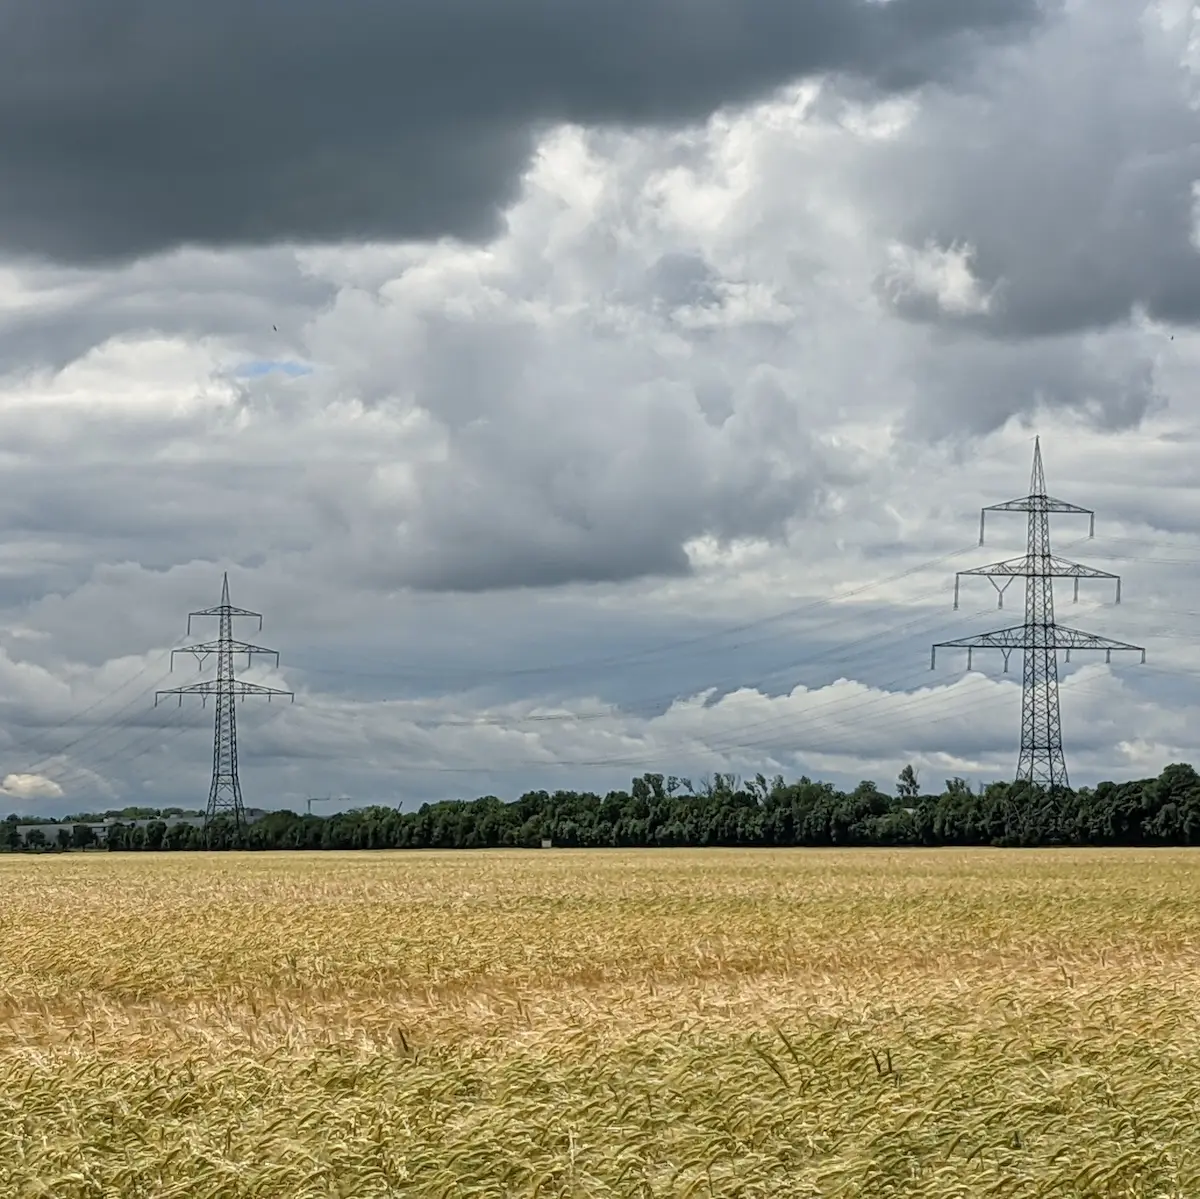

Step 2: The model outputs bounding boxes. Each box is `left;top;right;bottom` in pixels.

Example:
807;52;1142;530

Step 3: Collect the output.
1;848;1198;1196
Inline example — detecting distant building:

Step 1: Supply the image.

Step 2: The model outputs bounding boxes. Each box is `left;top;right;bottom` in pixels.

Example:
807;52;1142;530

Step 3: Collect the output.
119;815;204;832
11;822;107;845
114;808;270;832
7;808;269;846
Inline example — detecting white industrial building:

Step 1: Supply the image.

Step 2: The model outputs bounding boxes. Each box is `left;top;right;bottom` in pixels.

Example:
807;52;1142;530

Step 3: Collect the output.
7;808;270;846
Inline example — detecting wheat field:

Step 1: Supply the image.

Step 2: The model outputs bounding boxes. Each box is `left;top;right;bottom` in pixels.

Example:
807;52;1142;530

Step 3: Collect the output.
0;848;1197;1197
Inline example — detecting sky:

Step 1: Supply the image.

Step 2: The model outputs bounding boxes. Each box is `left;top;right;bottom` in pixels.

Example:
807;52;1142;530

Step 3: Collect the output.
0;0;1198;816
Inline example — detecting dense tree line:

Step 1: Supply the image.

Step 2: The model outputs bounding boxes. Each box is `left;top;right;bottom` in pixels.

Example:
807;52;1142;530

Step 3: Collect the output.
7;763;1200;851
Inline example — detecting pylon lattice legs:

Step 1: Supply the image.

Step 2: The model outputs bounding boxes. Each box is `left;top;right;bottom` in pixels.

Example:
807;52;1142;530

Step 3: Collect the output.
1017;642;1067;789
206;685;245;826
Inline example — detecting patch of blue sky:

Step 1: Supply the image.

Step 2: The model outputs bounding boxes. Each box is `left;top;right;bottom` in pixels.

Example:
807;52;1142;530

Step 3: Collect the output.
234;359;313;378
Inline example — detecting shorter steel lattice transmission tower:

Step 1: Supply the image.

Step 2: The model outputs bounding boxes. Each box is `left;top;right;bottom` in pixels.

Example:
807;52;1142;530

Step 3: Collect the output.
930;439;1144;791
157;573;293;831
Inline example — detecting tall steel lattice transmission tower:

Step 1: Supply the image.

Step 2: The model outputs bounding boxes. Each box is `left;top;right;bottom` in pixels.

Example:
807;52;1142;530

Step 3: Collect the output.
930;439;1145;790
156;574;293;830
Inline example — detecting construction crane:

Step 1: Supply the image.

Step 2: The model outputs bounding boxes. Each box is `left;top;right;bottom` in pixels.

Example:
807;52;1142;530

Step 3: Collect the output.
305;796;352;816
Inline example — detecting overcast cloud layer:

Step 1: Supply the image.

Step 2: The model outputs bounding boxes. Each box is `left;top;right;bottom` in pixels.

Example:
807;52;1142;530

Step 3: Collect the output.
0;0;1198;815
0;0;1046;262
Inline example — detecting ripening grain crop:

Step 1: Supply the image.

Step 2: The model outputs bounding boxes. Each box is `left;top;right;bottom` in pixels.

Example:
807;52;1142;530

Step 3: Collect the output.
1;848;1198;1196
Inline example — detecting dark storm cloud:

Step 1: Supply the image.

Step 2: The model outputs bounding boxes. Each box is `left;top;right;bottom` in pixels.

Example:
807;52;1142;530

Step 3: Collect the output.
868;1;1200;337
0;0;1046;263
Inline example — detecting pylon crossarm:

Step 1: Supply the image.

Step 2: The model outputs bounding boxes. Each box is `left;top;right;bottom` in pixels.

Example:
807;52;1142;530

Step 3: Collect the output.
930;624;1026;672
935;624;1028;652
158;681;221;697
188;604;264;624
173;638;278;659
1045;555;1114;578
186;606;264;634
156;680;213;707
959;554;1118;580
931;625;1146;671
934;626;1144;653
156;680;292;700
1047;625;1142;650
1049;624;1146;664
984;496;1093;515
956;553;1122;607
233;681;294;701
980;499;1096;543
